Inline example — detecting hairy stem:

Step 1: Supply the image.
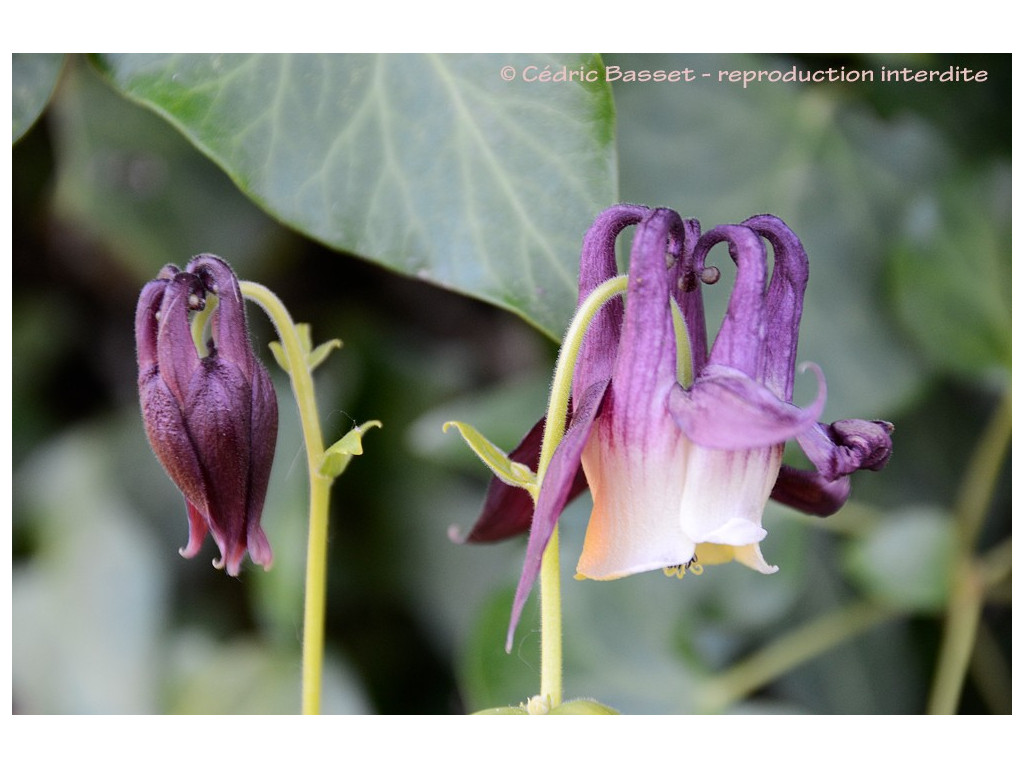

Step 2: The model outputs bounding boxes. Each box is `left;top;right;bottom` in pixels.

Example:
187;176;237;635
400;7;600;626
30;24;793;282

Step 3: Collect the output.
533;275;629;710
241;281;330;716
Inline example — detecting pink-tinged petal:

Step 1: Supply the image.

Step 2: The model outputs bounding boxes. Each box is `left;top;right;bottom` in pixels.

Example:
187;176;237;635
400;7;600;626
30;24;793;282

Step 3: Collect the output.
669;363;826;451
179;499;211;560
576;406;696;580
771;466;852;517
506;379;607;651
212;535;247;577
246;523;274;571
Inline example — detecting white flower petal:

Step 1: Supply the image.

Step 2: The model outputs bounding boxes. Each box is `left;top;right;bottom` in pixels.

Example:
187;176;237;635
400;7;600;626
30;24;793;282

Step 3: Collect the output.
575;409;784;580
700;517;767;546
576;420;696;580
679;444;783;543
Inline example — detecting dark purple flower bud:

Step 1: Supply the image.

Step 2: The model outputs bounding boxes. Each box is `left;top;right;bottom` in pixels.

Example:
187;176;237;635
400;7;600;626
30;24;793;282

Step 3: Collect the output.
136;255;278;576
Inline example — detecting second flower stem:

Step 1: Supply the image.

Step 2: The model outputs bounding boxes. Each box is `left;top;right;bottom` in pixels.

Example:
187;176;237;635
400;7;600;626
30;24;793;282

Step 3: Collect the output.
534;275;628;710
537;527;563;710
241;281;330;716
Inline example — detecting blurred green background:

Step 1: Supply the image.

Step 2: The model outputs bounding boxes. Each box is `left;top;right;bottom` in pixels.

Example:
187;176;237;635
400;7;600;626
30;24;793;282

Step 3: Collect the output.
11;53;1010;714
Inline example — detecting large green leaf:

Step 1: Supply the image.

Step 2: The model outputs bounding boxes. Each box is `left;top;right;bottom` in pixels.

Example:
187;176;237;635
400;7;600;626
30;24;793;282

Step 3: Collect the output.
49;57;289;281
12;53;65;143
93;53;617;339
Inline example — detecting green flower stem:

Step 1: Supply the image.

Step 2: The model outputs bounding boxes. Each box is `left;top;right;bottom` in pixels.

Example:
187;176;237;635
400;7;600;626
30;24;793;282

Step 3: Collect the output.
532;275;628;710
927;388;1011;715
240;281;330;716
954;388;1011;549
927;558;984;715
535;527;563;711
697;600;898;713
977;536;1012;591
967;601;1012;714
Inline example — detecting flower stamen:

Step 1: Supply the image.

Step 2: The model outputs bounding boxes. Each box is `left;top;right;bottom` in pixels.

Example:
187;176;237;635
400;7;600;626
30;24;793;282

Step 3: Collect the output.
662;556;703;579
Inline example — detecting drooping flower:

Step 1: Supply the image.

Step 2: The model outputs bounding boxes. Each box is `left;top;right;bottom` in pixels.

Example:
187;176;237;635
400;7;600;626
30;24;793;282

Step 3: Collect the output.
456;205;893;646
135;254;278;576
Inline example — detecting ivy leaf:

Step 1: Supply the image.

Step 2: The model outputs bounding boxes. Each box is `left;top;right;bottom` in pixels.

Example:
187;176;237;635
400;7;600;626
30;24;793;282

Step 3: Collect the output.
48;57;285;281
13;53;65;143
93;53;617;339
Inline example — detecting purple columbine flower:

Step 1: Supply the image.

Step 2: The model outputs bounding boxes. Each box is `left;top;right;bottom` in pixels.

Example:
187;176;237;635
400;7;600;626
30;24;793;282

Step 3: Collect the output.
135;254;278;576
458;205;893;644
